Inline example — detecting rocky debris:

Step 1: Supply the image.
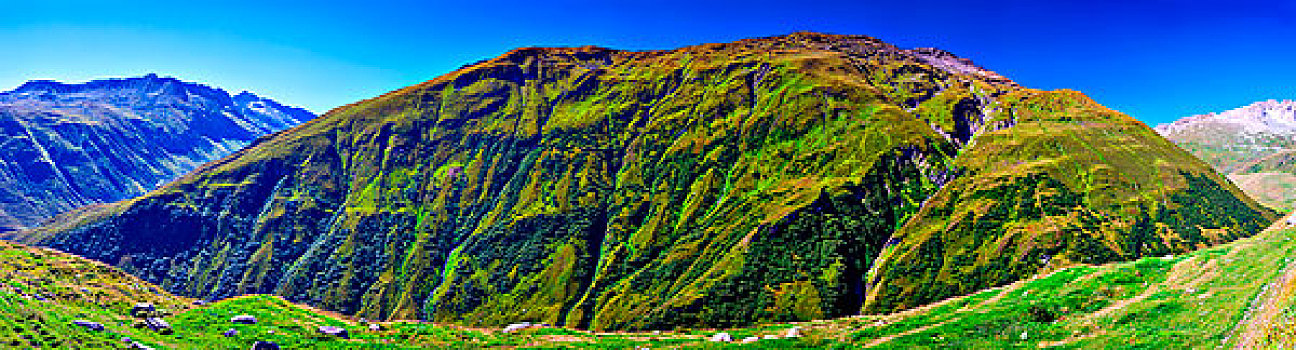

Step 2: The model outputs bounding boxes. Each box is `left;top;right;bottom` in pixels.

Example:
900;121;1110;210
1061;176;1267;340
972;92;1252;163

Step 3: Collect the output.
502;322;550;333
785;326;802;338
224;329;238;337
708;332;732;342
250;341;280;350
231;315;257;324
317;325;349;339
368;323;382;331
72;320;104;331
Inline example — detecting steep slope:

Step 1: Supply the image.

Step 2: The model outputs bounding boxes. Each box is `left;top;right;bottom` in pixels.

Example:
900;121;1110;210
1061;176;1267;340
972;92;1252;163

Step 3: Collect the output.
27;32;1275;331
1156;100;1296;210
0;74;315;230
13;219;1296;349
0;241;575;349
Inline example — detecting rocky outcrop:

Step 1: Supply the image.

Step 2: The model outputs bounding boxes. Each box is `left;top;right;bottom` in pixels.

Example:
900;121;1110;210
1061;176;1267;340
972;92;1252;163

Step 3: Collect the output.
31;32;1275;331
0;74;314;230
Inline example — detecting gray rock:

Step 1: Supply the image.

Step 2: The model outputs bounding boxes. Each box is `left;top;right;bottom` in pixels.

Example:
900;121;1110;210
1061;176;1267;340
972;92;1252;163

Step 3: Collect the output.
318;325;349;339
502;322;548;333
368;323;382;331
132;303;155;317
144;318;171;333
785;326;802;338
250;341;280;350
72;320;104;331
742;336;759;343
708;332;732;342
224;329;238;337
231;315;257;324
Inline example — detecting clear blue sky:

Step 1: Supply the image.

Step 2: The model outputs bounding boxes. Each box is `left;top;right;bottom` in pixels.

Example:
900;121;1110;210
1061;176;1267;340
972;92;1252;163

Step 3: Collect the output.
2;0;1294;125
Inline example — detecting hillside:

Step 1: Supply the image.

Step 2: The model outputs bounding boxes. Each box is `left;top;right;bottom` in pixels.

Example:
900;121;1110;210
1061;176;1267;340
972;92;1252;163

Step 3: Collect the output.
0;74;315;230
9;216;1296;348
1156;100;1296;211
24;32;1276;331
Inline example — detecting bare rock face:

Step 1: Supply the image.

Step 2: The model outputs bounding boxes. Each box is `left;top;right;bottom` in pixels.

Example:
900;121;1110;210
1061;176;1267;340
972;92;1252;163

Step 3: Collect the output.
0;74;314;231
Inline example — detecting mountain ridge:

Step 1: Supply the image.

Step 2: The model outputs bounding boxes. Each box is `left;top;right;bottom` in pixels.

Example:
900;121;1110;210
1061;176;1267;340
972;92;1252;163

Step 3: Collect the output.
0;74;315;230
1155;99;1296;210
24;32;1274;331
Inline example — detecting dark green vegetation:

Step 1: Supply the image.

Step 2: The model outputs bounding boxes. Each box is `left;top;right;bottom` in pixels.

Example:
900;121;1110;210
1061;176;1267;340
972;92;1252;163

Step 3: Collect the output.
24;32;1275;331
0;74;314;230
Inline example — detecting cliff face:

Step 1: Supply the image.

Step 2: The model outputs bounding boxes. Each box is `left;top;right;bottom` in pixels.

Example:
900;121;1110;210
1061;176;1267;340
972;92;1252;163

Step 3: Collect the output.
28;33;1275;330
0;74;314;229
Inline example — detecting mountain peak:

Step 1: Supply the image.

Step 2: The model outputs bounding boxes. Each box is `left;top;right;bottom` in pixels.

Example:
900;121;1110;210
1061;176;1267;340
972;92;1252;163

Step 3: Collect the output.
1157;99;1296;136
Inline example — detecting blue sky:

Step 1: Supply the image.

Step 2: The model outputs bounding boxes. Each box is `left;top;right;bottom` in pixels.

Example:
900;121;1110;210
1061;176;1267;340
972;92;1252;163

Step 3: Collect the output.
2;0;1294;125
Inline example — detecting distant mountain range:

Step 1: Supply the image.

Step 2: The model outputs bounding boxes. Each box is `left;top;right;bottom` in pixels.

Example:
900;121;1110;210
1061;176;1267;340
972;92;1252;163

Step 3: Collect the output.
21;33;1274;331
0;74;314;230
1156;100;1296;210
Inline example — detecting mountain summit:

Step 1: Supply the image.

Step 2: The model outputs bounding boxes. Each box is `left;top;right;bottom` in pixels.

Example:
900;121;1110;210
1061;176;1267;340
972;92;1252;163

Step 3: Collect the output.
1157;99;1296;210
0;74;315;230
25;33;1275;330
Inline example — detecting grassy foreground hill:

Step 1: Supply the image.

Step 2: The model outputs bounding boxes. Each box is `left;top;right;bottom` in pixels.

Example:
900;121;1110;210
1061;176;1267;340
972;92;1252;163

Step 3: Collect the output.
7;217;1296;348
22;32;1275;331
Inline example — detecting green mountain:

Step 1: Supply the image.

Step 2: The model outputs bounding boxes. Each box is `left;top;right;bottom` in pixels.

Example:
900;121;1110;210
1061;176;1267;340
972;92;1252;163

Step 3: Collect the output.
0;74;315;231
22;32;1275;331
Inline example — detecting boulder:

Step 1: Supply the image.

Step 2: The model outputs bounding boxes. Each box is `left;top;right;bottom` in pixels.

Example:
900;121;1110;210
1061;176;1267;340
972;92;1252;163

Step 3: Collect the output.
132;302;155;317
72;320;104;331
223;329;238;337
368;323;382;331
708;332;732;342
763;334;779;340
250;341;280;350
144;318;171;334
318;325;349;339
231;315;257;324
785;326;802;338
502;322;548;333
742;336;759;343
